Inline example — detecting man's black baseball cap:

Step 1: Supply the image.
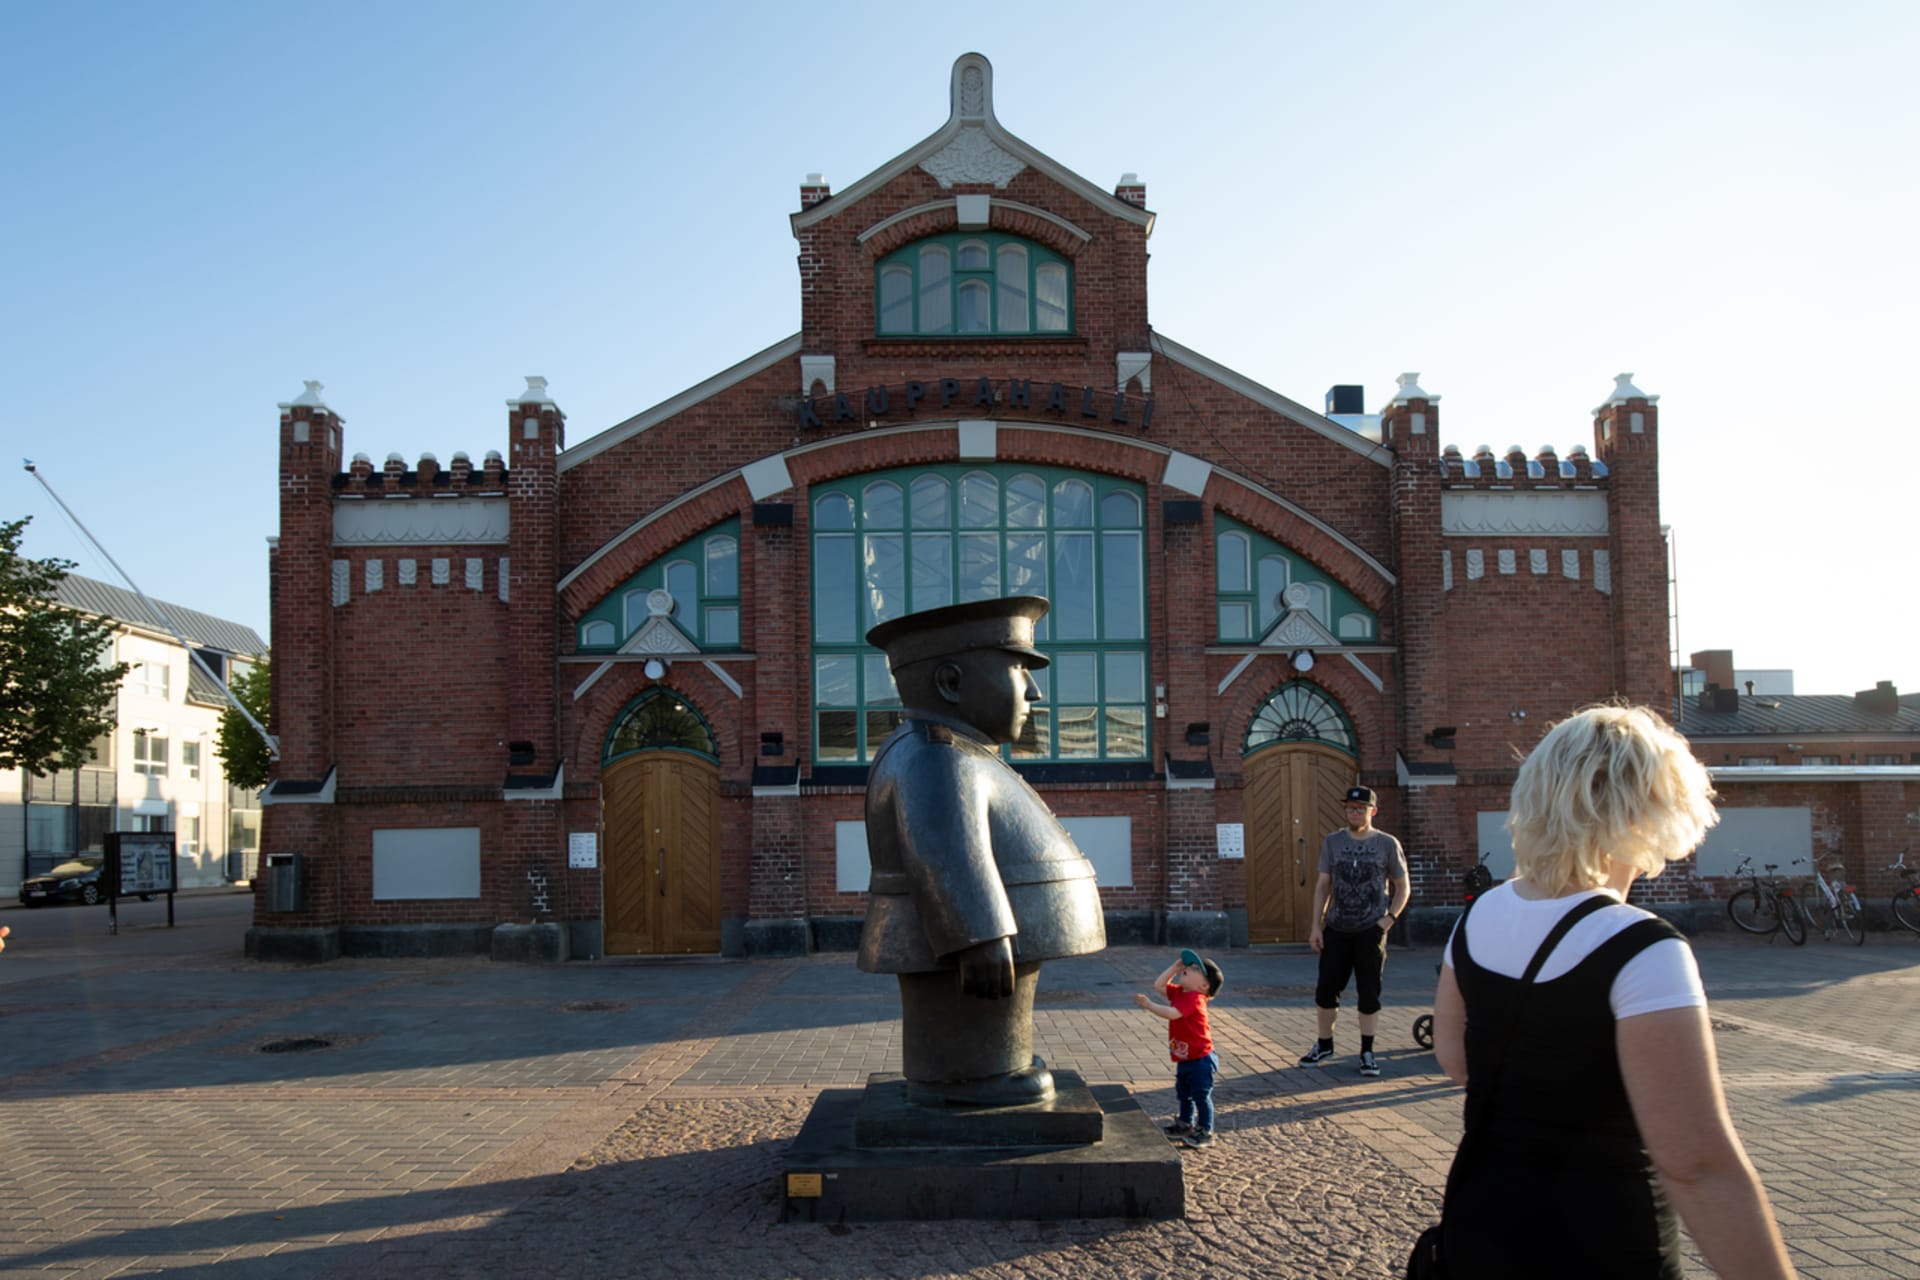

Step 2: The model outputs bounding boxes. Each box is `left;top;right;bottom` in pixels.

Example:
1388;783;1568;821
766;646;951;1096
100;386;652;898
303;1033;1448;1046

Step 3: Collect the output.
1344;786;1377;805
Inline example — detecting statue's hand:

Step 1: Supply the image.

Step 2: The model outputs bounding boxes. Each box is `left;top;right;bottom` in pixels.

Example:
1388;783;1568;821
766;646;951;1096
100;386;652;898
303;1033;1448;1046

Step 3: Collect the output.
955;936;1015;999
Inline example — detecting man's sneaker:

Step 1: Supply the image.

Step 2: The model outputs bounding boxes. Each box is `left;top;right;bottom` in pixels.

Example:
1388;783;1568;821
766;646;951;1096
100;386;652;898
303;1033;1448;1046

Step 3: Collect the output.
1358;1050;1382;1077
1163;1120;1193;1137
1181;1129;1215;1149
1298;1043;1335;1066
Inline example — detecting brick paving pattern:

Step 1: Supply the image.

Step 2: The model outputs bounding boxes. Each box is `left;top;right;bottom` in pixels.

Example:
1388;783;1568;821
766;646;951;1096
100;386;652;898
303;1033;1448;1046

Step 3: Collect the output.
2;899;1918;1278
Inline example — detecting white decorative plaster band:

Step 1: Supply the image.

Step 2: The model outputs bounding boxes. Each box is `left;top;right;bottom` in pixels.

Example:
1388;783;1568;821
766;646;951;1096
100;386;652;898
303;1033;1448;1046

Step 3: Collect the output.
1442;491;1608;537
335;497;509;546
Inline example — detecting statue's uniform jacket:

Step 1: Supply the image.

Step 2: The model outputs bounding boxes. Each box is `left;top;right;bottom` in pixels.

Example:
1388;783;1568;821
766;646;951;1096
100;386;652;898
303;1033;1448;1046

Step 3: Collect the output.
858;714;1107;974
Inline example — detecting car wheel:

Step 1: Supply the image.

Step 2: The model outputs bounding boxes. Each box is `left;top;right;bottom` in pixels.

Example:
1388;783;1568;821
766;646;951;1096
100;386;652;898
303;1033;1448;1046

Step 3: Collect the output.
81;883;102;906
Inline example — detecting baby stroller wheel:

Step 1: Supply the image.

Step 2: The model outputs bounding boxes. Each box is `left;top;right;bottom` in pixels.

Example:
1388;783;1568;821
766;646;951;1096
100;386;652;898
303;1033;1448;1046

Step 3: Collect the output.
1413;1013;1434;1049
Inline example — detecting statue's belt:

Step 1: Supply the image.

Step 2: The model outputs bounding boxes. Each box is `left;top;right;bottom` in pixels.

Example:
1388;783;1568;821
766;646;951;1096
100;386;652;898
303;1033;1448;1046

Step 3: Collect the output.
868;860;1097;896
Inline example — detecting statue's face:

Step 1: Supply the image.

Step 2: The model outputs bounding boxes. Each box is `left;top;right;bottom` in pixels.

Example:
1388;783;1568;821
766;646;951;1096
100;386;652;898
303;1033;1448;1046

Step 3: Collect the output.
952;649;1042;744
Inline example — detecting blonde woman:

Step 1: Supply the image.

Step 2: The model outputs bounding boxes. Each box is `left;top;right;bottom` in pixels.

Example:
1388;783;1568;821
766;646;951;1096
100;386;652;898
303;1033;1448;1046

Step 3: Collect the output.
1431;704;1795;1279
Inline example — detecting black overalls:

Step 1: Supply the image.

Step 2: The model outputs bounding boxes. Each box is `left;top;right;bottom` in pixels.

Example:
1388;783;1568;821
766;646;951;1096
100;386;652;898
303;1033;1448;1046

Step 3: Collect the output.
1441;892;1688;1279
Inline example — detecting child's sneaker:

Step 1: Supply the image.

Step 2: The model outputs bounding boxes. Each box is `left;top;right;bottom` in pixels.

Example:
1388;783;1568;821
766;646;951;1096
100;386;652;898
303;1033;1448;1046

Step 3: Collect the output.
1181;1129;1215;1149
1358;1049;1382;1077
1163;1120;1193;1137
1298;1043;1335;1066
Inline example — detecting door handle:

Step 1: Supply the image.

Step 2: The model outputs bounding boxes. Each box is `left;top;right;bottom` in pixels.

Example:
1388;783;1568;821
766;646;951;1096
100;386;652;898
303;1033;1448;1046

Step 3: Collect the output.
657;846;666;896
1298;835;1307;886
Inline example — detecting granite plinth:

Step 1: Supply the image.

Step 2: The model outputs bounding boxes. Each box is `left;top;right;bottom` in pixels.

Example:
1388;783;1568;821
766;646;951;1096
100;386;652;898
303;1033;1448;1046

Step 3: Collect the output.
781;1073;1184;1222
854;1071;1105;1148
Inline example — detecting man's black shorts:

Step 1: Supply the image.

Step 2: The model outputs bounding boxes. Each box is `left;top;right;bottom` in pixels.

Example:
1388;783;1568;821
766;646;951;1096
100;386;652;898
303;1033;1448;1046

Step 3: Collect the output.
1315;924;1389;1014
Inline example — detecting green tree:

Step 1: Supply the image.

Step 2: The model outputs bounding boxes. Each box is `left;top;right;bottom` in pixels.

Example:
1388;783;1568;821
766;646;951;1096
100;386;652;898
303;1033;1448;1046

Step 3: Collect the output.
215;654;273;791
0;517;128;774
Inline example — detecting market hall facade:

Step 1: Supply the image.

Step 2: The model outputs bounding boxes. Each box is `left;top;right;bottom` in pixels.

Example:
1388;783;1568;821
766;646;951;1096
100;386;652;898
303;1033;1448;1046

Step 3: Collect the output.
249;54;1673;962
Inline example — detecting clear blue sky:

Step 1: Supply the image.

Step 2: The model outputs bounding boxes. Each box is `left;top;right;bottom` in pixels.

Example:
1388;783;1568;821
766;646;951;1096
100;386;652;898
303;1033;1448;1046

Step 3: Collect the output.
5;1;1913;696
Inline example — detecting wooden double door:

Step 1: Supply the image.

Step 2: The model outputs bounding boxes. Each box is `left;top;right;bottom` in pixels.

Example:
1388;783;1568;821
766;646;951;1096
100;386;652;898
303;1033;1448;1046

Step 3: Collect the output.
602;752;720;955
1244;743;1354;943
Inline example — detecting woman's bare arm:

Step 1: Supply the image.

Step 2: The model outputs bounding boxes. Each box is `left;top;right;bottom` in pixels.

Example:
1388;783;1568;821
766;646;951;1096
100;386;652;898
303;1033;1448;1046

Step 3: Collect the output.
1618;1006;1796;1279
1432;962;1468;1087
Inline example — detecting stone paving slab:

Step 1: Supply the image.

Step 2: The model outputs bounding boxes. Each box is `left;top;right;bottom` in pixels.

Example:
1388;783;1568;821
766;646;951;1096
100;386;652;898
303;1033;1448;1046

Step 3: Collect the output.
2;923;1919;1277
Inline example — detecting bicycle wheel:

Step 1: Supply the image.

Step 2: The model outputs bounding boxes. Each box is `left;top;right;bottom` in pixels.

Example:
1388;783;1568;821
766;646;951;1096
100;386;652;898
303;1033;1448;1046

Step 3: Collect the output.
1893;887;1920;934
1778;894;1808;945
1837;894;1866;945
1727;887;1775;935
1801;895;1833;942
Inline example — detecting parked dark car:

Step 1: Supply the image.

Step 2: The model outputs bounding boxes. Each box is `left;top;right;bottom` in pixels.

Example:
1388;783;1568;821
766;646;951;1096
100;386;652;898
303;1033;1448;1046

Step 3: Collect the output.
19;857;106;907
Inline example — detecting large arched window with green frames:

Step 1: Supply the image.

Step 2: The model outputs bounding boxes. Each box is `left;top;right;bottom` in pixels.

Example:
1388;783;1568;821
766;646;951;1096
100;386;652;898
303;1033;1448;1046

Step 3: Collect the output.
1244;681;1356;757
1215;514;1377;643
811;465;1146;764
876;233;1072;336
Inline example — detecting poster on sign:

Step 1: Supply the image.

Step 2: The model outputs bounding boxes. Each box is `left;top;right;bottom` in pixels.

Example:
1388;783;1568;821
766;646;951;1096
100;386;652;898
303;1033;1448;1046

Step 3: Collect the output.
103;832;179;931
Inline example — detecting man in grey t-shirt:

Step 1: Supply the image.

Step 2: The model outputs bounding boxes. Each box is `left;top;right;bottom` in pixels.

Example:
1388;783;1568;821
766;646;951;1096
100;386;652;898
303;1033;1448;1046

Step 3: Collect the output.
1298;786;1409;1078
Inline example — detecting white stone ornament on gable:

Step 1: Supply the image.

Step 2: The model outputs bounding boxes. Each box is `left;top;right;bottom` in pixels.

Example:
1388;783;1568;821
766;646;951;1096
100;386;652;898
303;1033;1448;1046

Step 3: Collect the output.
619;588;701;657
1263;587;1340;649
465;558;483;591
922;130;1027;189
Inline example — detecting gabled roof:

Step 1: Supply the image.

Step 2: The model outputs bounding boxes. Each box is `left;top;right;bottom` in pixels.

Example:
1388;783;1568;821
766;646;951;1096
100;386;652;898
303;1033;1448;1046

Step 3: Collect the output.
791;53;1153;237
50;574;266;657
1678;694;1920;739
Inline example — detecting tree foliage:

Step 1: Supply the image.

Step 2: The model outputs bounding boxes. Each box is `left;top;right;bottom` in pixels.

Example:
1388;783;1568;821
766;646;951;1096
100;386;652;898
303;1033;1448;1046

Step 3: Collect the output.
215;654;273;791
0;517;128;775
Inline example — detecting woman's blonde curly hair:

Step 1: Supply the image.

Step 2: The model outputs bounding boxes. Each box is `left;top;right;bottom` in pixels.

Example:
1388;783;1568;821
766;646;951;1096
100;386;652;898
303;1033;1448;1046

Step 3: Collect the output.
1507;703;1718;896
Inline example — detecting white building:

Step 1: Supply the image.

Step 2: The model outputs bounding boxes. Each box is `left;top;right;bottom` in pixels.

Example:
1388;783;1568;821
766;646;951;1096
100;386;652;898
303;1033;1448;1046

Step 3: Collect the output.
4;575;266;898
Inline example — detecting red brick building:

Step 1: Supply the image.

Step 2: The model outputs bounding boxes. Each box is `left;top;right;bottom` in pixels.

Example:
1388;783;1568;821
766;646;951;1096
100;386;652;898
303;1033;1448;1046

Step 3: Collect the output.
250;54;1717;961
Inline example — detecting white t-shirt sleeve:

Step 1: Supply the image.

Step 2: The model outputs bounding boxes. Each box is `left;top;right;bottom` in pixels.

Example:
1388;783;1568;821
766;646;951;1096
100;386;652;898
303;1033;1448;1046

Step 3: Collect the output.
1610;936;1705;1019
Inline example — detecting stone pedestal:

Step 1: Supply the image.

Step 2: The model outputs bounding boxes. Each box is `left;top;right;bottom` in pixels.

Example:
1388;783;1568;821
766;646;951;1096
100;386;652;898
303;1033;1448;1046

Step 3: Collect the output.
780;1071;1184;1222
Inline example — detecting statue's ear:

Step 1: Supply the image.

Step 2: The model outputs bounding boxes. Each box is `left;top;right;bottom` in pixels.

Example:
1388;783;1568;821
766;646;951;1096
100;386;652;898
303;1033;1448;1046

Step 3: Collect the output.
933;660;964;705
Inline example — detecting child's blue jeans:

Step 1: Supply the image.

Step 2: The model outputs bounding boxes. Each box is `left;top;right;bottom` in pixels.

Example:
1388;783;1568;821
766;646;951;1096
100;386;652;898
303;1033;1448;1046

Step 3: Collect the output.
1174;1051;1219;1132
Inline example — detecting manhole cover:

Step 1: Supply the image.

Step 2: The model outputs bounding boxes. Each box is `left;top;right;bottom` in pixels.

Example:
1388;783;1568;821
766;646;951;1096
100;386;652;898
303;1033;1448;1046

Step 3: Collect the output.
560;1000;629;1014
258;1037;333;1054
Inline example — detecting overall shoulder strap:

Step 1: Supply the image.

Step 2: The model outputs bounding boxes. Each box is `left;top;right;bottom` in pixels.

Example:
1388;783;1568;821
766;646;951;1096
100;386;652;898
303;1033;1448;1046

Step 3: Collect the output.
1519;894;1615;983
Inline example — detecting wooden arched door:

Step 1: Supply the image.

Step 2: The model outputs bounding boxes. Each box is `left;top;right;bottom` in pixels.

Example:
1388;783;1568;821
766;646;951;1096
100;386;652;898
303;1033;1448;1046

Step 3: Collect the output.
602;752;720;955
1244;744;1354;943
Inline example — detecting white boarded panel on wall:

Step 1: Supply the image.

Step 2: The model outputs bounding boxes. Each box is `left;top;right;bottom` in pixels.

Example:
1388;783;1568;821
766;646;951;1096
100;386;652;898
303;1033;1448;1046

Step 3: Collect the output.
1692;808;1812;877
372;827;481;900
836;820;870;894
1474;812;1517;882
1062;816;1132;888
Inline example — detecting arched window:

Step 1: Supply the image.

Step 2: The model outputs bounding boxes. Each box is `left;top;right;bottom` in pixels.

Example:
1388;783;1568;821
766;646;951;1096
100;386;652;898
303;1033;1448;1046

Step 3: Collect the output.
1245;681;1356;756
604;689;718;763
810;464;1146;764
874;233;1073;336
1214;514;1376;645
578;519;743;652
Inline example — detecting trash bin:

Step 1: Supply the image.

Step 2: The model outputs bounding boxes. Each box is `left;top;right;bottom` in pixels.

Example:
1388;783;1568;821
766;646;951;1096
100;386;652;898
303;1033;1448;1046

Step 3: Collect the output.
266;852;302;913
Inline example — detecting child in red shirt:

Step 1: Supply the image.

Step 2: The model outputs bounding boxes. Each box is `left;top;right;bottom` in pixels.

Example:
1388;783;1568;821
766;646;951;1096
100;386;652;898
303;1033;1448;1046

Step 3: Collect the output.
1134;947;1225;1148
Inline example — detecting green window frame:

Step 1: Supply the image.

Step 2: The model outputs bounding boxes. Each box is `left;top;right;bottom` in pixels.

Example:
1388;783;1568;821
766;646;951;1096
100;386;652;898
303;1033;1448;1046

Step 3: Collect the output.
1244;680;1356;757
811;465;1146;764
577;518;741;652
1214;514;1376;643
875;233;1072;337
603;689;719;764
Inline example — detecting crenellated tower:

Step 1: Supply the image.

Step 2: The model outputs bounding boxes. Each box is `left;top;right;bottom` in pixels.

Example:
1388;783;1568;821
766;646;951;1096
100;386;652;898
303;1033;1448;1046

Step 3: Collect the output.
506;377;565;777
1592;373;1669;710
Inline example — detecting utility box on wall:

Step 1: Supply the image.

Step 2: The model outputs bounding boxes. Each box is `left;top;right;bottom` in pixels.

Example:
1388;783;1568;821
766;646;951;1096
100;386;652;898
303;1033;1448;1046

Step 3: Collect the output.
265;852;303;913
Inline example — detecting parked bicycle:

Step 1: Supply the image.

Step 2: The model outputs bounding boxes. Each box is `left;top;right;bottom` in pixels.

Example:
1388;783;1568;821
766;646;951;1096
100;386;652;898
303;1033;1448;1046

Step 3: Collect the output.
1790;857;1865;945
1890;850;1920;934
1725;855;1807;945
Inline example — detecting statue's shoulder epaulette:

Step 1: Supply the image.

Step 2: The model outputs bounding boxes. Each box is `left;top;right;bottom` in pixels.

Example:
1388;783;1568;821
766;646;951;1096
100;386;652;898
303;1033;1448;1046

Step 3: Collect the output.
925;724;954;745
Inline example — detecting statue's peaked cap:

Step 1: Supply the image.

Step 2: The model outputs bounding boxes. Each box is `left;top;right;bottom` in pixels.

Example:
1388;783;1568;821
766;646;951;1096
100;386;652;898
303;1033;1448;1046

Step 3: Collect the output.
866;596;1051;671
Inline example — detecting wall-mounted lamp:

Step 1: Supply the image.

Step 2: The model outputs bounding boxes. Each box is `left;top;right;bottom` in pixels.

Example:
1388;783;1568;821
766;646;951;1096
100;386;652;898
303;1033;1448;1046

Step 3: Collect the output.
1291;649;1315;673
643;658;668;680
1425;726;1457;750
760;732;785;757
1508;708;1527;723
1185;722;1211;747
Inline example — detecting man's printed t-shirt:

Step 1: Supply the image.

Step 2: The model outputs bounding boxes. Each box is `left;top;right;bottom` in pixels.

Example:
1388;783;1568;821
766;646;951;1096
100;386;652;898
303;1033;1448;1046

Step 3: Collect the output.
1164;986;1213;1061
1318;830;1408;930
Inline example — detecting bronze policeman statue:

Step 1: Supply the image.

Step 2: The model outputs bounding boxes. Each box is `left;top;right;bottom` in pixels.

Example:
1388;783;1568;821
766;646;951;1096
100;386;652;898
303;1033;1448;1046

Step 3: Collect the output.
860;596;1107;1106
